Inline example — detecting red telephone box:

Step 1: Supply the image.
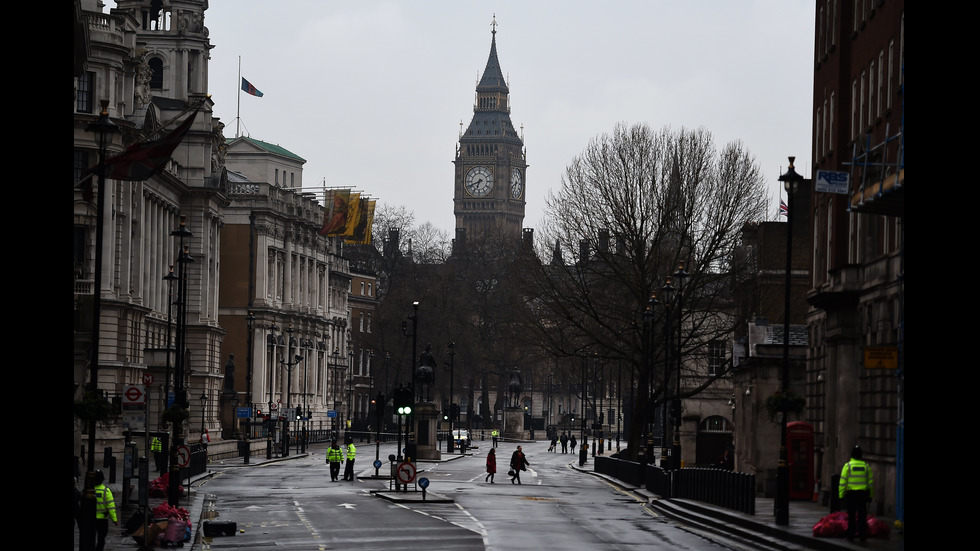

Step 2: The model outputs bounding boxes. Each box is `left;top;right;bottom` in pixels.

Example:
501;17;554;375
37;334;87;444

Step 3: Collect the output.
786;421;814;500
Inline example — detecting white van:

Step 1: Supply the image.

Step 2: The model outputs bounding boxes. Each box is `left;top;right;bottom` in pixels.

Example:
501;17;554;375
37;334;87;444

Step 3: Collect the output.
452;429;469;446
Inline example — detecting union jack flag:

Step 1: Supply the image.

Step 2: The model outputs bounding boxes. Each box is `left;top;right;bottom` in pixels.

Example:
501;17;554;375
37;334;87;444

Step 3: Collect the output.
779;199;789;217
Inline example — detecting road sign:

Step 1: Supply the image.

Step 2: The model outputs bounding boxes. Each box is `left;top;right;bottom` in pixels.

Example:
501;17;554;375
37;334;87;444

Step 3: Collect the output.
236;407;252;418
373;459;382;469
142;373;154;386
815;170;850;194
418;477;429;489
176;445;191;468
864;346;898;369
395;461;417;484
123;384;145;405
327;410;337;418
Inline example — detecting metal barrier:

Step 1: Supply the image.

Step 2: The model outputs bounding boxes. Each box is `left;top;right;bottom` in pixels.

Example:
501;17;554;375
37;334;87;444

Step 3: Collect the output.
672;467;755;515
644;463;672;498
593;457;755;515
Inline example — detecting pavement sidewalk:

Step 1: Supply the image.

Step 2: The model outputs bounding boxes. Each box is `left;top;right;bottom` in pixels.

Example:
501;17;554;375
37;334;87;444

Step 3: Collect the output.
576;461;905;551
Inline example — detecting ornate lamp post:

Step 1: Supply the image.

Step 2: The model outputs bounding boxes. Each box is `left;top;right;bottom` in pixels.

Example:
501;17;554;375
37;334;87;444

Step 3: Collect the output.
332;348;341;436
643;293;657;463
775;156;804;526
168;217;193;507
244;311;255;464
447;342;455;453
672;262;689;471
661;277;674;469
300;337;313;453
80;100;118;551
200;390;208;435
266;322;279;459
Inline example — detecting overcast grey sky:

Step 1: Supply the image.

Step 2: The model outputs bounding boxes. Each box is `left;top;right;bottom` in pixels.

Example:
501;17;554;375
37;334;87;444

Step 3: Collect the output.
113;1;815;235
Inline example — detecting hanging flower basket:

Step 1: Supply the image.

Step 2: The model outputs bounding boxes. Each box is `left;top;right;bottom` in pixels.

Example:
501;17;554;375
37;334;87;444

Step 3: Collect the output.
161;405;190;427
765;390;805;421
73;390;118;429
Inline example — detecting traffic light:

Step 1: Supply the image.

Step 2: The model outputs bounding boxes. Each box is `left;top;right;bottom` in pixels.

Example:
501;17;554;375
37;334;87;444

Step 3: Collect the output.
395;384;413;415
450;403;460;421
442;407;449;420
374;392;384;418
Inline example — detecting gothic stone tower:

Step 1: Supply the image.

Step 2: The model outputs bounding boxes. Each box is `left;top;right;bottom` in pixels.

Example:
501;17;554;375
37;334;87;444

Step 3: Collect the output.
453;19;526;244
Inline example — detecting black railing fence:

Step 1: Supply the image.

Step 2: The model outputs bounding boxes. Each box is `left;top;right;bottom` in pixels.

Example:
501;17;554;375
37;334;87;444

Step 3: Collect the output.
594;456;755;515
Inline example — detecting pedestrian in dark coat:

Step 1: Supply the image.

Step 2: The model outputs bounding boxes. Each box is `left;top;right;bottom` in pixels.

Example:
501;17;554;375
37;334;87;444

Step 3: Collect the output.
485;448;497;483
570;434;578;453
560;432;569;453
509;445;529;485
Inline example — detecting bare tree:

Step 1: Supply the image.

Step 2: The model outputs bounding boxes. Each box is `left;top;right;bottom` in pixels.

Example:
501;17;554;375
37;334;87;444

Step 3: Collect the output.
515;123;769;460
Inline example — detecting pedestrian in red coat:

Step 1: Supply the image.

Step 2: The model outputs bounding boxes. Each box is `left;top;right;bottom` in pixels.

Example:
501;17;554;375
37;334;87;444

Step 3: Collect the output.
510;445;529;484
485;448;497;483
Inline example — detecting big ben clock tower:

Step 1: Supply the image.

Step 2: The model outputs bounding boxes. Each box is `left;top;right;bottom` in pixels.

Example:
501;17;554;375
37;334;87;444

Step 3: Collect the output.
454;17;526;242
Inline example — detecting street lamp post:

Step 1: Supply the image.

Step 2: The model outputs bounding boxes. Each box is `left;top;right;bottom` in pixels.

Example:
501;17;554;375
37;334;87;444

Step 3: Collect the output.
200;391;207;435
280;325;304;457
168;217;193;507
244;311;255;464
332;348;341;437
447;342;455;453
80;100;118;551
402;301;419;445
661;277;674;469
301;338;312;454
672;262;689;471
266;322;279;459
775;156;804;526
347;337;353;440
643;293;657;463
163;266;178;407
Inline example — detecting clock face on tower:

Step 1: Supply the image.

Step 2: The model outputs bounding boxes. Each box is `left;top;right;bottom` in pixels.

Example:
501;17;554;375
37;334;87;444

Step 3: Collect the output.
510;168;523;199
465;166;493;197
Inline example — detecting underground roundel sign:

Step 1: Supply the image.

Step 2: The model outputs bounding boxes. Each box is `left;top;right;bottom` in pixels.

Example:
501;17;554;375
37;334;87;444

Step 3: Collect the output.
395;461;416;484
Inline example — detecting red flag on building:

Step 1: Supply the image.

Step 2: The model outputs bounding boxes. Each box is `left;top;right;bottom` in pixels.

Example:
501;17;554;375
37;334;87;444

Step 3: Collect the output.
103;108;199;181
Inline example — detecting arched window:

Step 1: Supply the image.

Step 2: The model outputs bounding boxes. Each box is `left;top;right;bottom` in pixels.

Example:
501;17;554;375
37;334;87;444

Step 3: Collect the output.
149;58;164;89
699;415;733;434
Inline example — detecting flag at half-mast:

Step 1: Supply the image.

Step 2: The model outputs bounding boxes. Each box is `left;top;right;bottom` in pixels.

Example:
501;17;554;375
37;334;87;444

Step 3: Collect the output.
241;77;264;97
103;107;200;181
779;199;789;217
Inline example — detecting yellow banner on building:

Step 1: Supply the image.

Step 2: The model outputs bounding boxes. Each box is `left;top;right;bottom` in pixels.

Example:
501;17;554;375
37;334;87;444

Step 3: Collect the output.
345;198;375;245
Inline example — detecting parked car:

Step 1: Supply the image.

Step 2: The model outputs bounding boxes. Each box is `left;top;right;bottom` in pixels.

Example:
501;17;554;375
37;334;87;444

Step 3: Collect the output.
452;429;469;446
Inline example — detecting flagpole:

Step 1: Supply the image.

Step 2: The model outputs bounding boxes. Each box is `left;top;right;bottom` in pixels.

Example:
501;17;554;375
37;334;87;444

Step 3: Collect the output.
237;57;242;138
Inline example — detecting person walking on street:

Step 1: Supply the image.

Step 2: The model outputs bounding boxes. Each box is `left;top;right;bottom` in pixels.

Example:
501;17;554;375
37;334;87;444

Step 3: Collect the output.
839;445;873;541
93;470;117;551
570;434;577;454
485;448;497;483
509;445;529;485
343;436;357;481
201;429;210;462
327;439;343;481
151;435;165;473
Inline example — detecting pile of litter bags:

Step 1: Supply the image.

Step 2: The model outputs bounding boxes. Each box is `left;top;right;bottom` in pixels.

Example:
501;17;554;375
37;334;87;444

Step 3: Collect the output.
812;511;891;539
